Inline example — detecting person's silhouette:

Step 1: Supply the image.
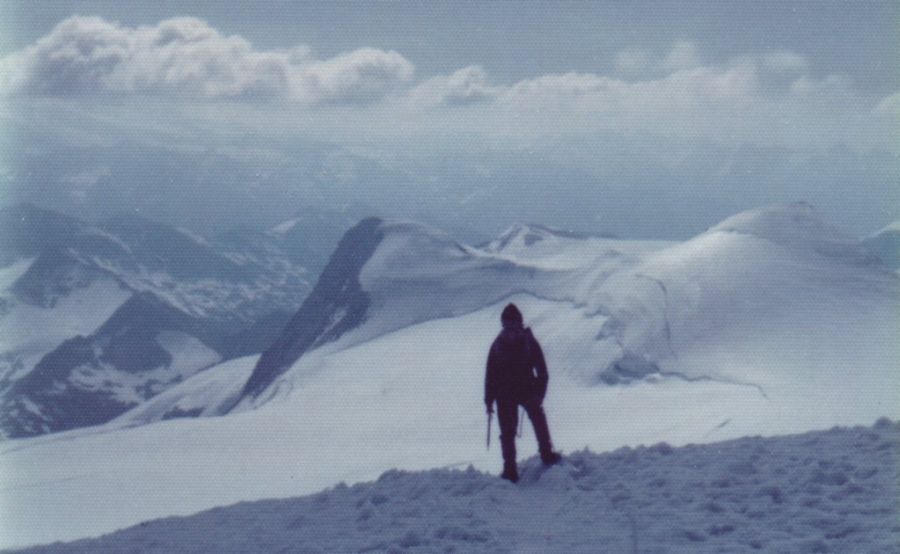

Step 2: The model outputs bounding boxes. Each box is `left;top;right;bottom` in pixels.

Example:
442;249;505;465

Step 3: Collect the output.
484;303;561;482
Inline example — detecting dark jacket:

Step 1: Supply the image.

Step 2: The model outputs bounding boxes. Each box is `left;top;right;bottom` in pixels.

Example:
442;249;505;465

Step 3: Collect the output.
484;322;548;407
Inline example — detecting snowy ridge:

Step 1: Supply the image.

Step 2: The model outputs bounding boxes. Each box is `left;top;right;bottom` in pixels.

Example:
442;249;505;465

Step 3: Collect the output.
484;222;587;254
9;420;899;554
870;220;900;237
237;217;630;406
709;202;849;248
1;204;897;549
239;217;385;402
356;220;551;334
258;203;898;399
706;201;879;265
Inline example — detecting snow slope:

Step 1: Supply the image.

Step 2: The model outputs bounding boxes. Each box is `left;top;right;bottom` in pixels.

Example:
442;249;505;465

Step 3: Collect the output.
237;218;673;405
110;356;257;425
0;204;897;549
8;420;899;554
246;203;898;419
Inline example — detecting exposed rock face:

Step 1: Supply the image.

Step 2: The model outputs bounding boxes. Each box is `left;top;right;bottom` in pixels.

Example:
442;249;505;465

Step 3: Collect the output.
240;217;385;401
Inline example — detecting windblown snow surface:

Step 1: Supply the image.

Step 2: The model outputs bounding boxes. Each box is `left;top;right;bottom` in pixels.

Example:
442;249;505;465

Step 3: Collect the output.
1;204;898;550
8;420;900;553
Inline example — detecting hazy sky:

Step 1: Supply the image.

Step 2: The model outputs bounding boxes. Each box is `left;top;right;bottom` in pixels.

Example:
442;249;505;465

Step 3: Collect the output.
0;1;897;238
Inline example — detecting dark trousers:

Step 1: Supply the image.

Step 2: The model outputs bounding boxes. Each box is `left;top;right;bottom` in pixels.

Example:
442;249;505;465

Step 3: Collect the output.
496;398;554;468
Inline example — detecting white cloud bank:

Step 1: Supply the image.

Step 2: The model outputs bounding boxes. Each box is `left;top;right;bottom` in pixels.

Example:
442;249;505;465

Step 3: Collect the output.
1;17;895;152
406;65;500;108
0;16;413;103
412;57;894;151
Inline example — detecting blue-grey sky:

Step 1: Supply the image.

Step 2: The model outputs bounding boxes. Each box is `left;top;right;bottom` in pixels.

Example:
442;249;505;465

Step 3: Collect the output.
3;1;897;92
0;1;897;239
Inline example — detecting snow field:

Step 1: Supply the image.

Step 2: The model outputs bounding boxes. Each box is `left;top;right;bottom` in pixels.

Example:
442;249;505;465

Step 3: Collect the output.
2;205;897;549
1;294;893;550
9;420;898;554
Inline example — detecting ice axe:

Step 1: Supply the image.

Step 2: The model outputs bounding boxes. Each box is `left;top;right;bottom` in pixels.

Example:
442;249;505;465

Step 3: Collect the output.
486;409;493;450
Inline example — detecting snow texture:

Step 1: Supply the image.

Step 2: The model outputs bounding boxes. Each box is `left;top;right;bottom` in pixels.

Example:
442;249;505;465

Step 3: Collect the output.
0;204;897;549
8;421;899;554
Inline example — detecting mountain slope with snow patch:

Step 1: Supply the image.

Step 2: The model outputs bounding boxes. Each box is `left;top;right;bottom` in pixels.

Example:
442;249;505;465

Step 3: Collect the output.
0;205;314;437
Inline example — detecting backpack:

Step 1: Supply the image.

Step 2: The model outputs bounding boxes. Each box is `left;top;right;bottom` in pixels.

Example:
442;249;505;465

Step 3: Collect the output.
492;327;539;401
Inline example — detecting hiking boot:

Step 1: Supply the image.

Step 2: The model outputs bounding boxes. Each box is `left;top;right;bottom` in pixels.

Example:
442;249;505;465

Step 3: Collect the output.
501;465;519;483
541;451;562;466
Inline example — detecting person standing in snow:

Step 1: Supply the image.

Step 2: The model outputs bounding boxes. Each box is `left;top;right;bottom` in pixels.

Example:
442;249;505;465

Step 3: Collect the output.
485;303;561;482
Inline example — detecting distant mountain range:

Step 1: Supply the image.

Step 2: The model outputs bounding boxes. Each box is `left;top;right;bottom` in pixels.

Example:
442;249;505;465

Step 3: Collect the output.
0;204;351;438
2;203;898;439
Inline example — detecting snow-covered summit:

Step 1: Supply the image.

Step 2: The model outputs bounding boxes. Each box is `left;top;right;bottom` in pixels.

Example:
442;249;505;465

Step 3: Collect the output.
706;202;878;264
9;421;899;553
708;202;838;242
483;222;593;254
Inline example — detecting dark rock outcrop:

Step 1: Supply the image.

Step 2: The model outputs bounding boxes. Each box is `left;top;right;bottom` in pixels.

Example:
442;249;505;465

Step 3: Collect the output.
0;291;224;438
240;217;385;401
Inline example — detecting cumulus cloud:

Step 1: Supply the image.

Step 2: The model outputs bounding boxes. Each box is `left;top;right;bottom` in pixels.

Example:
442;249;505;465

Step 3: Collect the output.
407;65;500;107
0;16;413;103
292;48;414;104
498;72;623;112
499;61;757;114
466;56;890;150
764;51;808;73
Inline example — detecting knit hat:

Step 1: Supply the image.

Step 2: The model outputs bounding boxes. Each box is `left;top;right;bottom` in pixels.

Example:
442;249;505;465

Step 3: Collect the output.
501;303;523;326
